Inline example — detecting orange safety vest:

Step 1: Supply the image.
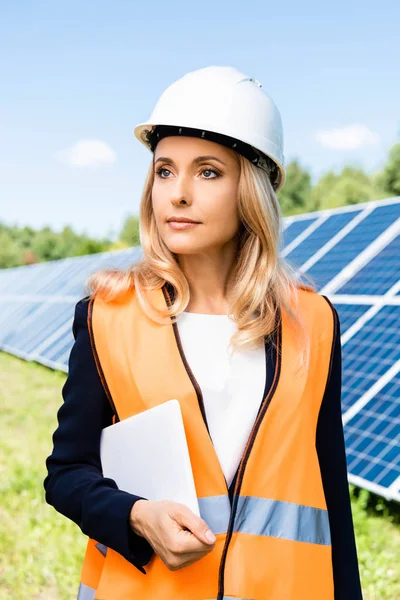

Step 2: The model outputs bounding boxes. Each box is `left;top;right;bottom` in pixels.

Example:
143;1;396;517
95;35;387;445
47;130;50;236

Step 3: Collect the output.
78;283;336;600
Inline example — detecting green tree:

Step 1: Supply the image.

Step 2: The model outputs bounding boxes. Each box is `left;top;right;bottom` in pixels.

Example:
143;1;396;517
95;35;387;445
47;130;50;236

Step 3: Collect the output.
75;238;109;256
309;170;338;211
311;167;378;211
376;143;400;196
119;215;141;246
277;160;312;216
0;222;114;267
58;225;82;257
17;226;36;250
30;227;64;261
0;230;22;268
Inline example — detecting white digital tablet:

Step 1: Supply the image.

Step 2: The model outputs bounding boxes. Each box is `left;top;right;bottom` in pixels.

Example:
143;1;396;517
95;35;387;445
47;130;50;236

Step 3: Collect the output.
100;399;200;516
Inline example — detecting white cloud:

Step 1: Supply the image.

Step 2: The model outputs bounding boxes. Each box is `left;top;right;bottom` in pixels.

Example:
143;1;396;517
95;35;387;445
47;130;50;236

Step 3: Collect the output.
314;124;379;150
55;139;117;167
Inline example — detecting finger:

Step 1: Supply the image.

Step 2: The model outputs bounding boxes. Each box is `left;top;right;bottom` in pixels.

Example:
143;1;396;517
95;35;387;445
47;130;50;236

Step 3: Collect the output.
172;506;216;546
173;527;215;554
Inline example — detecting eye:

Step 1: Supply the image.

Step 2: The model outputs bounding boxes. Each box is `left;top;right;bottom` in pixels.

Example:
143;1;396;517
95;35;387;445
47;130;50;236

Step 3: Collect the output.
200;168;219;179
154;166;220;179
155;167;172;178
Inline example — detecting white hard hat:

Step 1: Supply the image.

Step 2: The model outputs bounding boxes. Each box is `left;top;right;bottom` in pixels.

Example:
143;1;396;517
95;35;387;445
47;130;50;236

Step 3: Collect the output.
133;66;286;192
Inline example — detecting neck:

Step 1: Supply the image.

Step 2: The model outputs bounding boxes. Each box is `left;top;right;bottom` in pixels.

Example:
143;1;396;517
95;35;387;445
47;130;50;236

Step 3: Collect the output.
176;241;237;314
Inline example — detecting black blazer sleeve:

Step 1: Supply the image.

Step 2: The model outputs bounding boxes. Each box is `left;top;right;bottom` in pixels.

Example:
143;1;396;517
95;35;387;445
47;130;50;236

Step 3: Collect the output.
43;297;155;573
316;301;363;599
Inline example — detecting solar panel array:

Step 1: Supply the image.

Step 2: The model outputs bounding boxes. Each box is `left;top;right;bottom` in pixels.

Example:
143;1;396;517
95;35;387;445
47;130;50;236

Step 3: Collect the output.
1;196;399;501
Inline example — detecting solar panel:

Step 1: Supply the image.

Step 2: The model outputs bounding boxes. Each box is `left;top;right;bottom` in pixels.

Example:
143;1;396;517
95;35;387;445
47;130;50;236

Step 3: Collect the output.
339;305;400;414
281;217;317;247
344;375;400;490
336;235;400;295
31;315;75;369
1;196;399;501
45;332;75;363
305;202;400;289
23;305;72;355
286;210;363;268
0;302;40;338
334;303;373;335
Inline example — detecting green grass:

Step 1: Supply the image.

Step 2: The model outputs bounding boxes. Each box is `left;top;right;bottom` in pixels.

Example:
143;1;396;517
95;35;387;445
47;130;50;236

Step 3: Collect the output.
0;352;86;600
350;487;400;600
0;350;399;599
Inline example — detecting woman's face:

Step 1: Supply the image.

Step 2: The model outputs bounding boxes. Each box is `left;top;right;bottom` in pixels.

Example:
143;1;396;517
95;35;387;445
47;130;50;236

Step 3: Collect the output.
152;135;241;256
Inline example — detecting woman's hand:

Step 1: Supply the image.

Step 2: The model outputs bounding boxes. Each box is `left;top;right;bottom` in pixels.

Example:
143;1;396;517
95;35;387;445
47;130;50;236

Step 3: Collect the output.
129;499;217;571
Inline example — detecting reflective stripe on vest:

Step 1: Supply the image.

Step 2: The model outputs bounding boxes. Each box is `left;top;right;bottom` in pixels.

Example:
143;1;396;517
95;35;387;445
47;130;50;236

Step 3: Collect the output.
198;494;231;534
235;495;331;545
77;581;96;600
199;494;331;545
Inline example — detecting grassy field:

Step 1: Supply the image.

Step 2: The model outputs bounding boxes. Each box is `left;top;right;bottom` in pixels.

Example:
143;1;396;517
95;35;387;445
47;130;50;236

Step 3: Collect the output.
0;350;399;599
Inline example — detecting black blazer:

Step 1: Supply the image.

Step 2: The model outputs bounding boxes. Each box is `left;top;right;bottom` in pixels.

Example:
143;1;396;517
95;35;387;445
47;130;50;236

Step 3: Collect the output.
44;297;363;599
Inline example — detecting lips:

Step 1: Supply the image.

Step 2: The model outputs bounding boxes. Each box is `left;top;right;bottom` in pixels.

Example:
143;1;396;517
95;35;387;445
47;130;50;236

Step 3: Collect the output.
167;218;200;224
167;220;200;230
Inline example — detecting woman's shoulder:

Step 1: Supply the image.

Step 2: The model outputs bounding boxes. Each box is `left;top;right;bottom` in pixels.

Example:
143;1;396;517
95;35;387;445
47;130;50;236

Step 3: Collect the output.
72;286;137;330
294;288;340;347
296;286;339;319
72;295;91;337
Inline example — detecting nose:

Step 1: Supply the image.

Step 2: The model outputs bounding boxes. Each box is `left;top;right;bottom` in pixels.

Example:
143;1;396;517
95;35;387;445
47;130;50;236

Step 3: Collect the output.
170;172;193;206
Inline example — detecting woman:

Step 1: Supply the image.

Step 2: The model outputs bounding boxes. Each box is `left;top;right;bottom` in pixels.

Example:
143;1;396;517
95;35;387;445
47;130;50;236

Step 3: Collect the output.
44;66;363;600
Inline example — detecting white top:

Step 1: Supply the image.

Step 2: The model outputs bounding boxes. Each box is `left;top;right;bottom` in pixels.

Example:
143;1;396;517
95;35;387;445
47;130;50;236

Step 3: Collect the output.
176;311;266;488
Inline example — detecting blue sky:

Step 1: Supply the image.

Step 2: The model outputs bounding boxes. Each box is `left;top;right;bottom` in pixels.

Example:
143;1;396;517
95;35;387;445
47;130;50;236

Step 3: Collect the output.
1;0;399;239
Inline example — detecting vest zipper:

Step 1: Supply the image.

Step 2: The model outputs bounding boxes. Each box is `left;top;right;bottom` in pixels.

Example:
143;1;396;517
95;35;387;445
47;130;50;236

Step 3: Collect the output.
216;313;282;600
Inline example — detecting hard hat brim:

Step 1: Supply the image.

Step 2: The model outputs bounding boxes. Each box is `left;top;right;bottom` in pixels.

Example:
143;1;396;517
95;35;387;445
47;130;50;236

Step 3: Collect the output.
133;121;286;193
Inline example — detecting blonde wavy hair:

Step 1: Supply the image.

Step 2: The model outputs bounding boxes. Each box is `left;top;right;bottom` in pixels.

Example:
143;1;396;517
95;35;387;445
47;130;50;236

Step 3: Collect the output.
86;153;317;372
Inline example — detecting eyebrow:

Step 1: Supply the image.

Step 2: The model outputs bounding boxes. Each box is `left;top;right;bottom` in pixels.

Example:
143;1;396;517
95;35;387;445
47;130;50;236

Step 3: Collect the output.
154;155;226;167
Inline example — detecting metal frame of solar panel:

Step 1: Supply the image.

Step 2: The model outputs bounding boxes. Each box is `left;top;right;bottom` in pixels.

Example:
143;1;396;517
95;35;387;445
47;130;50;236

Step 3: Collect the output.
1;196;399;502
